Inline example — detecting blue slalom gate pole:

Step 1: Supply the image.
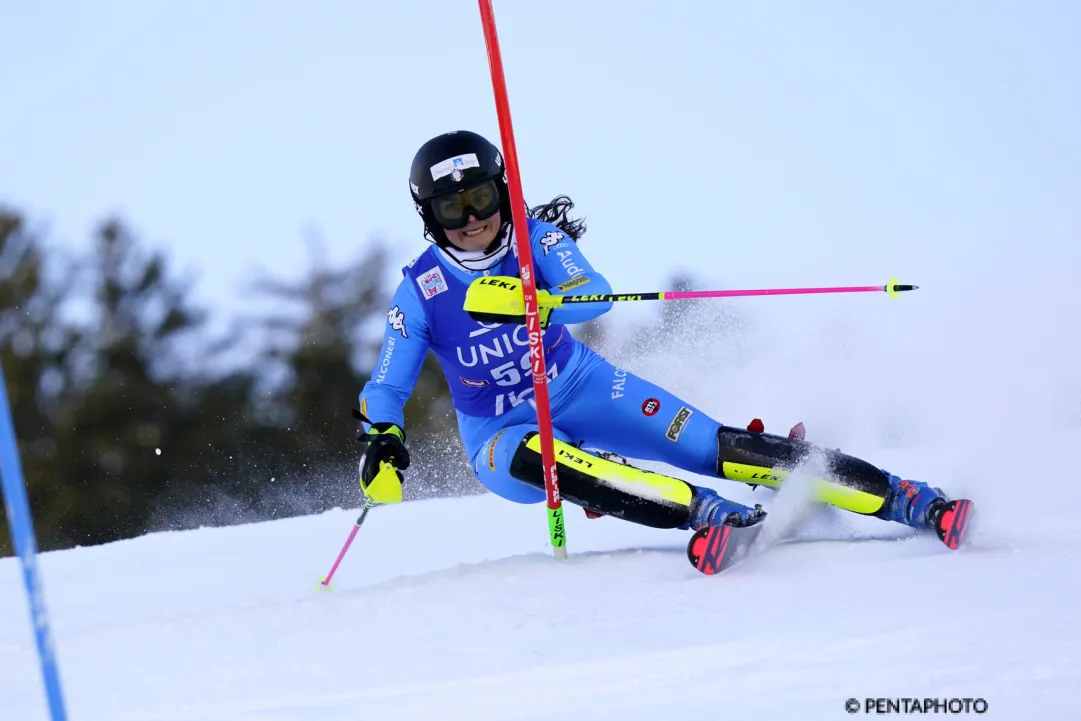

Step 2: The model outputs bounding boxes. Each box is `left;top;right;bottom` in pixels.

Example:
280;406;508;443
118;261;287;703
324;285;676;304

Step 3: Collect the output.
0;360;69;721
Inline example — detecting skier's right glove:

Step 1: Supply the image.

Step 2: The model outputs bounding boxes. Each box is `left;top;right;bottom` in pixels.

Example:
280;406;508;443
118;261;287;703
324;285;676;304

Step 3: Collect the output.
354;410;410;503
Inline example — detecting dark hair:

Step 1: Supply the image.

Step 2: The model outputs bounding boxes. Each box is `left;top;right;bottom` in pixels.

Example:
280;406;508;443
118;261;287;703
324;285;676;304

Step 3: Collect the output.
527;195;586;242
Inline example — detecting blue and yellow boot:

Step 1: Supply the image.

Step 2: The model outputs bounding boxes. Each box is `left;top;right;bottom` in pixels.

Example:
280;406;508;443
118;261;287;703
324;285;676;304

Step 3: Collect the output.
683;486;766;531
876;472;975;549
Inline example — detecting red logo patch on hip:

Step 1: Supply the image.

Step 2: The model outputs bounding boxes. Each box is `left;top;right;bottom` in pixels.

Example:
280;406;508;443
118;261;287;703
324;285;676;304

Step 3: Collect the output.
642;398;661;416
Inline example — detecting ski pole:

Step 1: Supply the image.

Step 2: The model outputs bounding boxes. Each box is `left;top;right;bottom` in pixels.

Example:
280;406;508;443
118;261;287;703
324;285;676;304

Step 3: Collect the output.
318;496;374;591
546;277;918;307
316;460;402;591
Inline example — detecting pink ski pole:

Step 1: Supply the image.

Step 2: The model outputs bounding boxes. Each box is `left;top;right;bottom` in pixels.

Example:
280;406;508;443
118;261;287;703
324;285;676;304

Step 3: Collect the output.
318;496;374;591
550;277;918;307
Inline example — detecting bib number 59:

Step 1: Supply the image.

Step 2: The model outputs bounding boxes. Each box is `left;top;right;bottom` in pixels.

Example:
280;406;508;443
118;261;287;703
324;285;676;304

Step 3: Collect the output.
493;355;559;415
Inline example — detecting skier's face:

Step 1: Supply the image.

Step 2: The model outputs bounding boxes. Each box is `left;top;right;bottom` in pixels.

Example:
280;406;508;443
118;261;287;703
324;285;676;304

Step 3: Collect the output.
444;208;502;252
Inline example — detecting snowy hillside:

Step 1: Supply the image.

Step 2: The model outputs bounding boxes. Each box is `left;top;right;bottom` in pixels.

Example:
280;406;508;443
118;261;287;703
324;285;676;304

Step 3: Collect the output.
3;423;1080;721
4;1;1079;716
4;249;1080;720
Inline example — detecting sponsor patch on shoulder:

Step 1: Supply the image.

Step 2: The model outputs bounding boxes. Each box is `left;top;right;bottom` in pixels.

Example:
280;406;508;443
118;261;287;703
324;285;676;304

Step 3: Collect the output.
665;406;693;442
416;267;448;299
556;275;591;292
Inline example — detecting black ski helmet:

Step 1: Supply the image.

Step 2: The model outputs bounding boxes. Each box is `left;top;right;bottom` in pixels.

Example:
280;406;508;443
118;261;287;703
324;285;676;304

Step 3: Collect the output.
408;130;512;250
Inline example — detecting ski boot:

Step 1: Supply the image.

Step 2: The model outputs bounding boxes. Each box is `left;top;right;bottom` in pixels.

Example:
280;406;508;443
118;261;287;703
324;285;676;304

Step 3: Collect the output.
684;488;767;574
877;472;975;549
685;486;766;531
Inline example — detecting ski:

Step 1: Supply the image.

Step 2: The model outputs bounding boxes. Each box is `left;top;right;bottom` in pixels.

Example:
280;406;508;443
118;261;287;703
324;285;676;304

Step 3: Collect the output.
686;523;766;575
934;499;975;550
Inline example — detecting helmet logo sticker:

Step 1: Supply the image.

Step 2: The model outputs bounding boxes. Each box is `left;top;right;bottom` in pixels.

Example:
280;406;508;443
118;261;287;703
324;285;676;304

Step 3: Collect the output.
431;153;480;181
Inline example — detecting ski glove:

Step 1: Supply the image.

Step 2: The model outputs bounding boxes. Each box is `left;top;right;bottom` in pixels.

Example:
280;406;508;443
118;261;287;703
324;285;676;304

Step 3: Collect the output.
353;410;410;494
463;275;555;328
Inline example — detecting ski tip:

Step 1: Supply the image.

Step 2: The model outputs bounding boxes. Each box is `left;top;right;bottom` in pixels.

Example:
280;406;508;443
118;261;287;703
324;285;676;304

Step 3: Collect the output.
687;528;710;571
937;499;975;550
687;525;733;575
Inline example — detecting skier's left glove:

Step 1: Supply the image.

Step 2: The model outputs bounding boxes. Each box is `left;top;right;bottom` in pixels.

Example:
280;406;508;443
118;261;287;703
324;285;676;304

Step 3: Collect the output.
463;275;555;328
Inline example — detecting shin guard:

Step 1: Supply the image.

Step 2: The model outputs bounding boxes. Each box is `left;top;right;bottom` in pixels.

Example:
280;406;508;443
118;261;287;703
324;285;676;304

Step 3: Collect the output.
509;432;696;529
715;426;892;515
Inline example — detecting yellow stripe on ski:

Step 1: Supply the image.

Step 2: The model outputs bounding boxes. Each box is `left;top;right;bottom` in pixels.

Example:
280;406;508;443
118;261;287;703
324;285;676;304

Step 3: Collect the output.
527;435;693;507
722;462;885;514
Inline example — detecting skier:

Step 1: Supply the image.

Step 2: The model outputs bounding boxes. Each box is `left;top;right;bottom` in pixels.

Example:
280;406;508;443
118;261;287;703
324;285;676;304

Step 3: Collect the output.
356;129;973;550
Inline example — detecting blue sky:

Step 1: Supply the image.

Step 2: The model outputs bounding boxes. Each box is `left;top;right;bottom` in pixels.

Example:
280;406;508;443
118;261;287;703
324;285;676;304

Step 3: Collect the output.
2;1;1078;332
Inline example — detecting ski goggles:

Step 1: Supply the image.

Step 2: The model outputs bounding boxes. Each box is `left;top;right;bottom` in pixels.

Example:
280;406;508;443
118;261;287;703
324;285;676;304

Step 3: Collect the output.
429;179;501;230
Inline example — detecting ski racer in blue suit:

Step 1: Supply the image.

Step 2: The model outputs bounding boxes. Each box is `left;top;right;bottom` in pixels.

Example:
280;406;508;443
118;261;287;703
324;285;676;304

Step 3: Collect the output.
357;130;973;546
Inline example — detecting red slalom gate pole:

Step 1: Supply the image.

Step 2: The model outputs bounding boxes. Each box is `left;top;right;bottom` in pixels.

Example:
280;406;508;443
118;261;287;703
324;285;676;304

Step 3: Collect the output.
477;0;567;560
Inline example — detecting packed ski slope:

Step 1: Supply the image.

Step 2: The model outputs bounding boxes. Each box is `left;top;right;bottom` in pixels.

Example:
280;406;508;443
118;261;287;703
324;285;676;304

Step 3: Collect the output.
4;268;1080;720
3;429;1080;720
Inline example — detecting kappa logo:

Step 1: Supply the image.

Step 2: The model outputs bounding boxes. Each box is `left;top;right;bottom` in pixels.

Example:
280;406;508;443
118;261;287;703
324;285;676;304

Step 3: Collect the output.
416;267;448;299
387;306;408;338
540;230;565;255
665;406;693;442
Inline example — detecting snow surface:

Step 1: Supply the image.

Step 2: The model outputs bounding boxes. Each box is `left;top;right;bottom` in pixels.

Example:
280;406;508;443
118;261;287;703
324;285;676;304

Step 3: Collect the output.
3;432;1080;721
4;253;1081;719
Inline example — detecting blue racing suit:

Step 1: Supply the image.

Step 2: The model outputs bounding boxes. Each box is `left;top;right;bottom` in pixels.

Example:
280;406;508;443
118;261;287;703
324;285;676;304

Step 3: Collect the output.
358;218;724;504
359;218;953;537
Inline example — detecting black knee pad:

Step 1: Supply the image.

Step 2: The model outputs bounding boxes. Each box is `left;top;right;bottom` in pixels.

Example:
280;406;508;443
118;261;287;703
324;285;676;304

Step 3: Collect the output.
715;426;891;502
509;432;695;529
